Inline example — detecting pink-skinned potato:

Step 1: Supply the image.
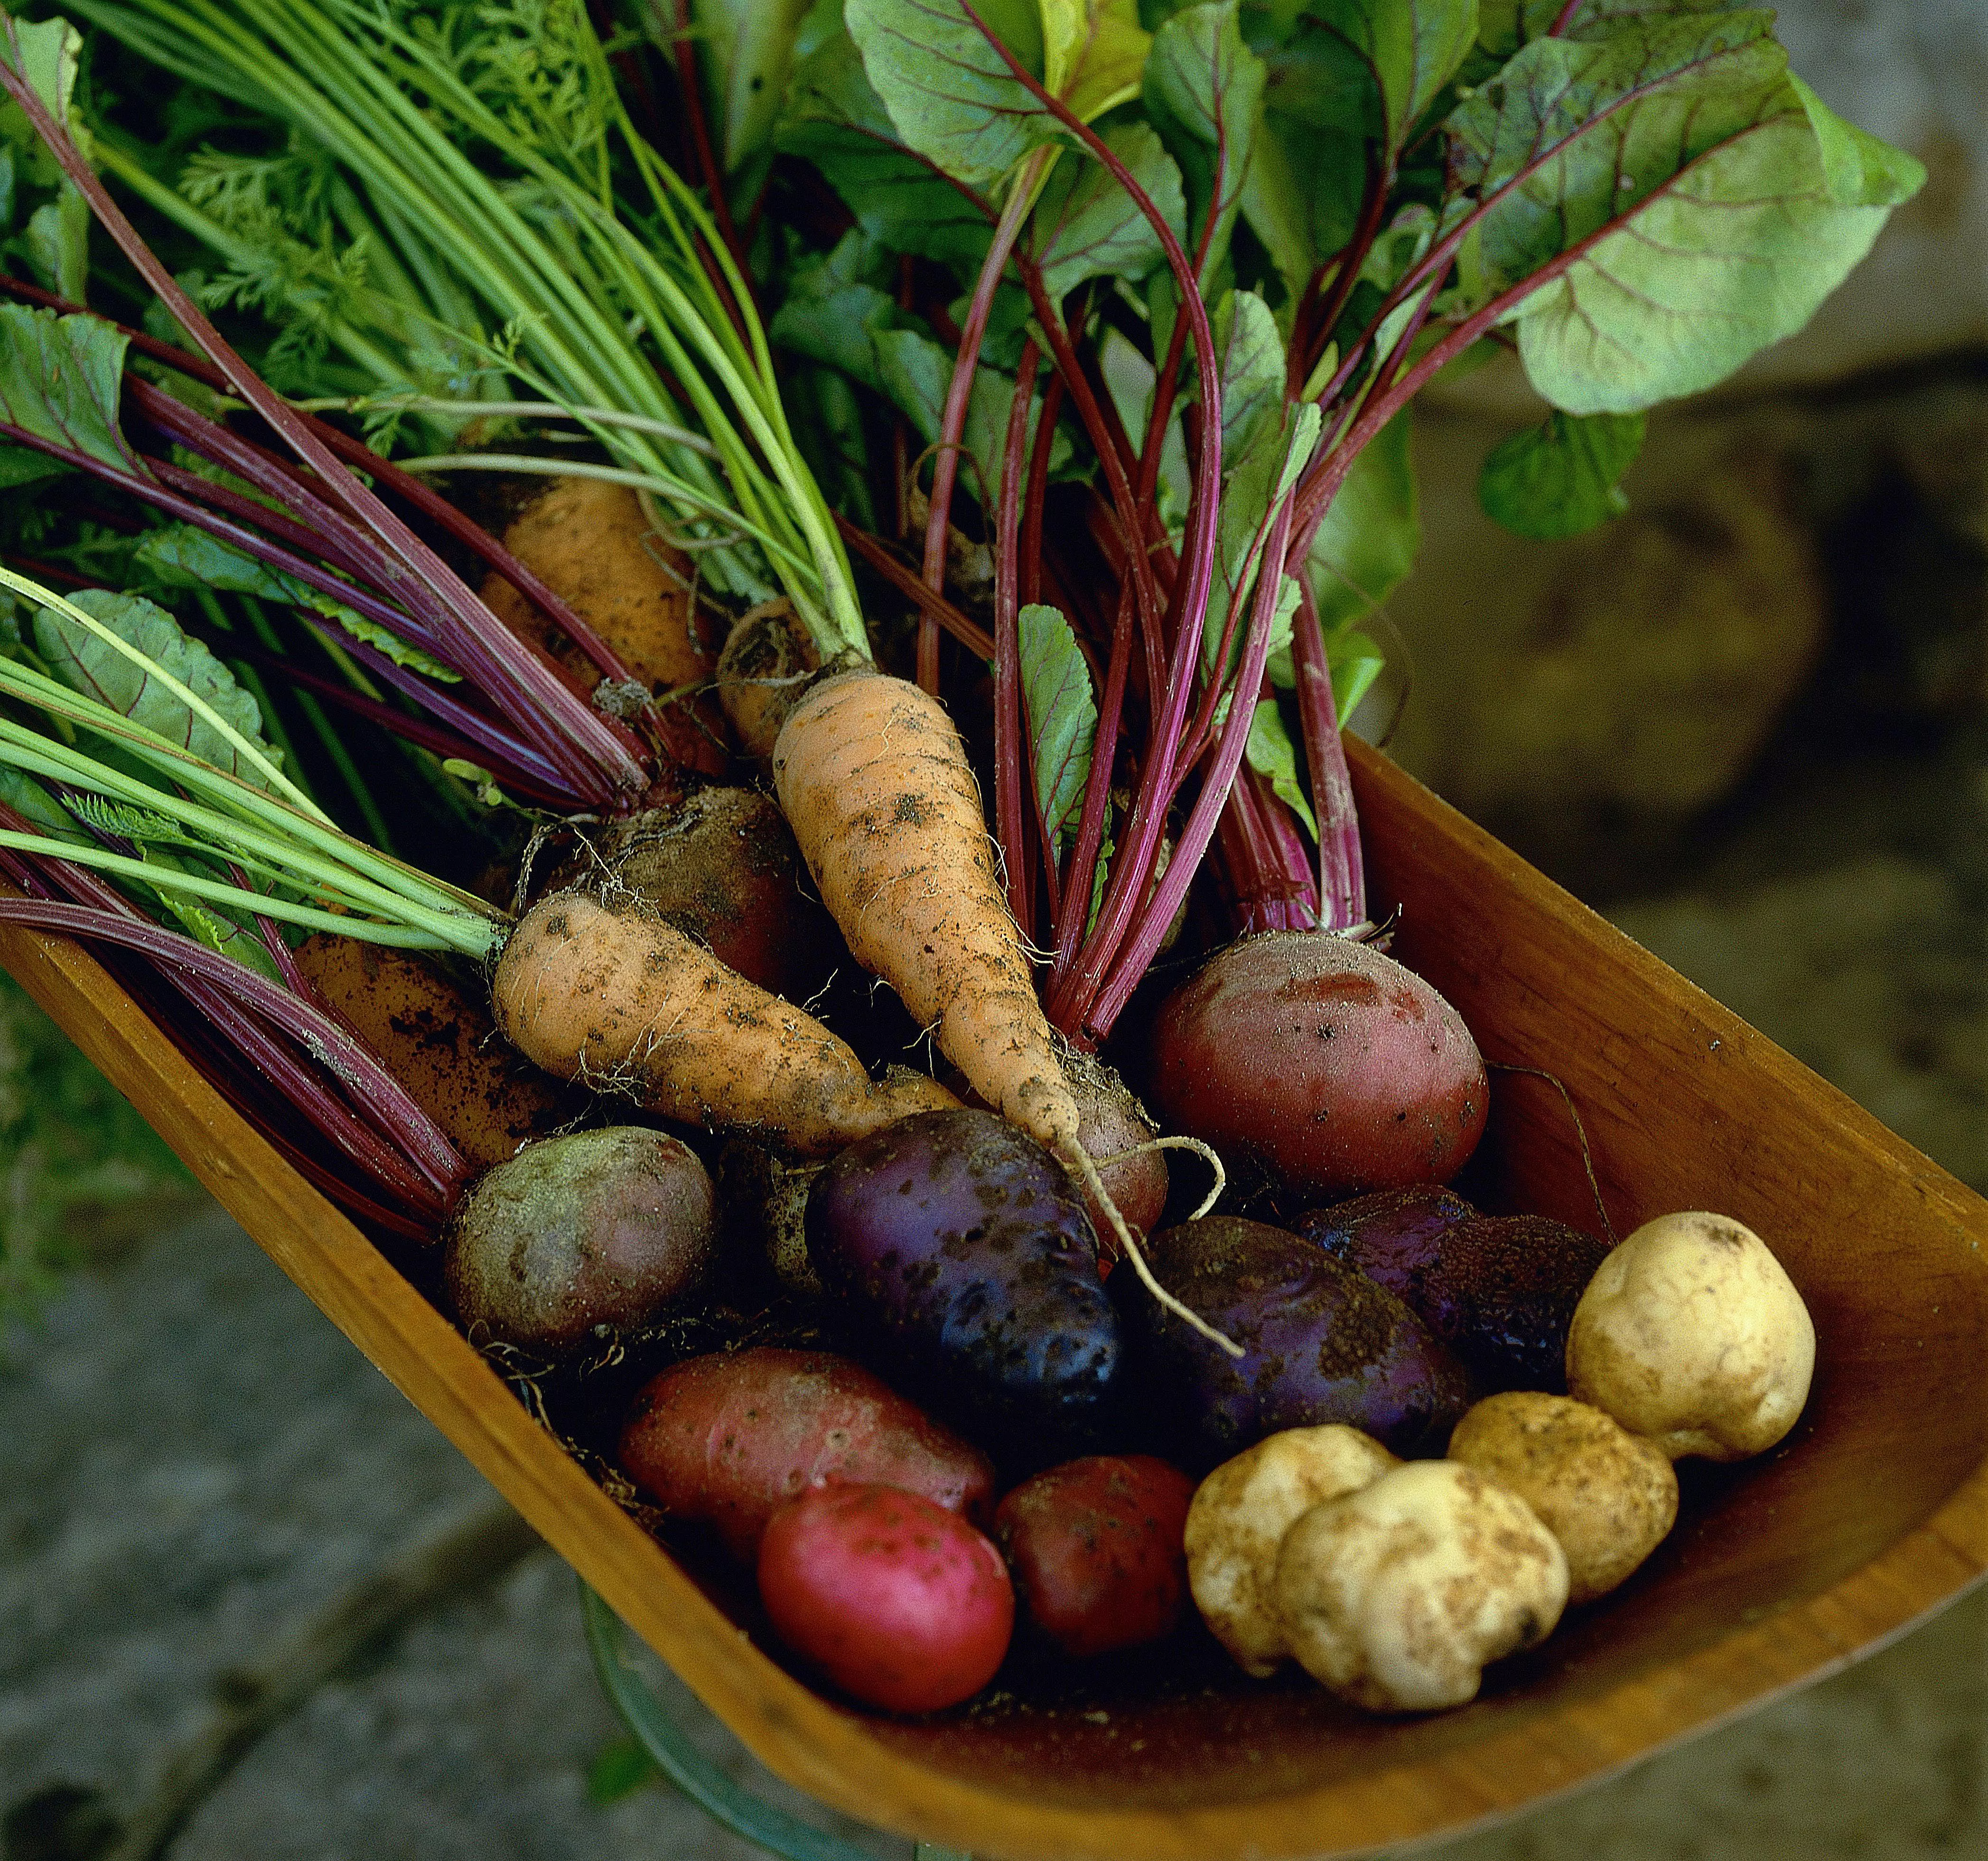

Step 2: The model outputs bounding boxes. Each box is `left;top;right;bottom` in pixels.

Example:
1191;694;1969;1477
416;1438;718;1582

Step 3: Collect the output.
758;1483;1014;1713
1149;932;1487;1200
617;1347;995;1561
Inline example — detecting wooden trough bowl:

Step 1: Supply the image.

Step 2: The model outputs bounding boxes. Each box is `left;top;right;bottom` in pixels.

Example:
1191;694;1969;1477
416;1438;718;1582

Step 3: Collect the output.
3;740;1983;1861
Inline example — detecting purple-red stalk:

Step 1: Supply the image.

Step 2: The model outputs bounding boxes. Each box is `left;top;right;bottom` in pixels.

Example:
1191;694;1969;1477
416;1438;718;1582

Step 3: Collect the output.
991;341;1041;939
1084;490;1298;1033
1288;581;1365;927
0;35;644;805
0;817;467;1214
831;515;995;659
917;163;1043;692
1046;579;1134;1000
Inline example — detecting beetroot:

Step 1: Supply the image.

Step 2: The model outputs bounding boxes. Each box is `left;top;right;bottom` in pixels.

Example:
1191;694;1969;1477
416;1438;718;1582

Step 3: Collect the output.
1148;933;1487;1200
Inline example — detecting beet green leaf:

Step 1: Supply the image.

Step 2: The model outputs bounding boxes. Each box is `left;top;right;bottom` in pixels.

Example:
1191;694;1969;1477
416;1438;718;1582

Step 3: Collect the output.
1478;409;1645;539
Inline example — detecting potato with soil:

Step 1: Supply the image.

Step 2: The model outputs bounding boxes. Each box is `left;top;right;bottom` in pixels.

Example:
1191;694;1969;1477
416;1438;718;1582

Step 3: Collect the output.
994;1455;1196;1658
1149;933;1487;1200
1300;1195;1612;1393
566;785;840;1002
806;1108;1123;1463
617;1346;995;1560
445;1127;715;1355
1113;1216;1474;1469
294;935;582;1172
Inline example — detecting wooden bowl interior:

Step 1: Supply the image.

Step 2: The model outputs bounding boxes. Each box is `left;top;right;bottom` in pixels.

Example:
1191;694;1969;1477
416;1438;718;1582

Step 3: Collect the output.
3;741;1981;1860
839;744;1988;1813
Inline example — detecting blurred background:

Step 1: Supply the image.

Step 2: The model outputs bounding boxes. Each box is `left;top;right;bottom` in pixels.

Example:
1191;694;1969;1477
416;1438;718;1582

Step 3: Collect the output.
2;0;1982;1857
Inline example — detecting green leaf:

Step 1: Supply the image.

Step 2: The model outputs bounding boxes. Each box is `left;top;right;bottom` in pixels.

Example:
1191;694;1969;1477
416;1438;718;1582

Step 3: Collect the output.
0;305;148;477
585;1735;662;1806
1239;120;1364;312
1097;322;1189;527
132;526;465;682
1326;625;1384;718
0;445;67;488
1308;0;1477;150
688;0;817;171
846;0;1055;190
1245;698;1316;836
773;234;1068;502
1143;1;1266;286
1447;10;1926;412
33;588;286;791
1204;287;1285;467
1018;601;1097;847
1026;123;1184;300
1041;0;1152;121
777;26;999;275
26;183;90;305
1206;391;1319;677
1791;74;1926;209
0;15;82;123
1479;408;1645;539
0;766;88;842
1305;407;1417;635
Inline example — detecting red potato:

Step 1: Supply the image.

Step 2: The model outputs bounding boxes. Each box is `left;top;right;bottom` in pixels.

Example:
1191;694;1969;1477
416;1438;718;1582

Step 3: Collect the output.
1149;932;1487;1201
758;1482;1014;1714
994;1455;1196;1658
616;1347;995;1560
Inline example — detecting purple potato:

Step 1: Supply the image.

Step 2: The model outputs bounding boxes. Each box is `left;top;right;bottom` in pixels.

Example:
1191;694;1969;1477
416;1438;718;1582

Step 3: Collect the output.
1298;1200;1610;1394
1297;1187;1477;1288
807;1109;1122;1460
1112;1216;1473;1468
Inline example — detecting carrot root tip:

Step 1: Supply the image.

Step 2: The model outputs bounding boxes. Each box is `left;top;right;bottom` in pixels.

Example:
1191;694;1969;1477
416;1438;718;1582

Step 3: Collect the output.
1060;1138;1245;1360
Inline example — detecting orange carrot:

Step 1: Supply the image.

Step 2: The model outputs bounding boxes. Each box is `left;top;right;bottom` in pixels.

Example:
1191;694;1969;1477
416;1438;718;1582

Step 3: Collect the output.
491;890;955;1153
770;666;1241;1354
773;666;1079;1151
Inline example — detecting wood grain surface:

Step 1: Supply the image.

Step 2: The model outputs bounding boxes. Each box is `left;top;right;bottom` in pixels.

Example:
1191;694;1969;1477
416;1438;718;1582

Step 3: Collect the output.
2;739;1982;1861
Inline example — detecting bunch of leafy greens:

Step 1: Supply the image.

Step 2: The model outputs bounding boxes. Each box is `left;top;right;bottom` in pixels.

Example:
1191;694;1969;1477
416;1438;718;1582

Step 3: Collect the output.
690;0;1915;1033
63;0;868;656
12;0;1922;1045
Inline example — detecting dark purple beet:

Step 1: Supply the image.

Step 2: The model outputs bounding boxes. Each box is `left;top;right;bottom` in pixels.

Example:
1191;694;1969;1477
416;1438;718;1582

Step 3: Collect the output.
1112;1216;1473;1469
806;1109;1122;1462
1299;1198;1609;1394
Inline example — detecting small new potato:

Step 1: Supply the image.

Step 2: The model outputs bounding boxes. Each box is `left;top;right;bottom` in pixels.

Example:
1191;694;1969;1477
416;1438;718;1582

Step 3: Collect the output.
758;1483;1014;1714
1273;1460;1568;1713
445;1126;714;1355
995;1455;1195;1658
1448;1393;1678;1604
618;1347;995;1560
1185;1425;1399;1677
1567;1211;1816;1460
